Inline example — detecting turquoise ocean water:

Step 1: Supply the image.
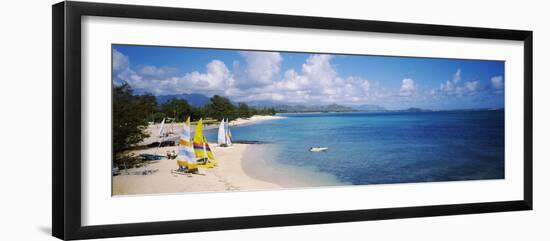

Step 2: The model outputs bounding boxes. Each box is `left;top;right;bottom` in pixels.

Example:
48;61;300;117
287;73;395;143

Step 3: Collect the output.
205;110;504;185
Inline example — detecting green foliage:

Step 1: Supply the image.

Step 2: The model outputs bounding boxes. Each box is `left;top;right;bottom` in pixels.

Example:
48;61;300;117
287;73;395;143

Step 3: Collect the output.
151;112;166;123
113;84;156;165
159;98;192;122
237;102;252;118
113;86;277;161
204;95;237;121
250;107;276;116
151;95;277;123
190;107;206;121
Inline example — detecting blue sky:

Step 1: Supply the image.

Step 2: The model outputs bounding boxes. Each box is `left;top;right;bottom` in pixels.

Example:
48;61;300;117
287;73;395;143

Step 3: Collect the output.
113;44;504;110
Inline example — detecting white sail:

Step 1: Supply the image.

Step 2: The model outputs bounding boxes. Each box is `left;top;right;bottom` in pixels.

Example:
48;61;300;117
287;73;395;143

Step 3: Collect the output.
158;118;166;137
225;118;232;146
177;117;195;164
217;118;226;145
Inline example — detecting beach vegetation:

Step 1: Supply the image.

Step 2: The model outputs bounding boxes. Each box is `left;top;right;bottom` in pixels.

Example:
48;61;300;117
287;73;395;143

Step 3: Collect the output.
204;95;237;121
159;98;192;122
237;102;252;118
153;94;276;122
113;84;157;166
151;112;166;123
113;85;277;167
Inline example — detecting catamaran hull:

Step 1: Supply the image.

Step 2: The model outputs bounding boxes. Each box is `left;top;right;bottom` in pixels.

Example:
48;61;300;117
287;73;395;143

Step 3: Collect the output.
309;148;328;152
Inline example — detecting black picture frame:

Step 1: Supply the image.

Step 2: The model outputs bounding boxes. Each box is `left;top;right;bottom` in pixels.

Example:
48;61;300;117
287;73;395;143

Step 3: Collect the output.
52;1;533;240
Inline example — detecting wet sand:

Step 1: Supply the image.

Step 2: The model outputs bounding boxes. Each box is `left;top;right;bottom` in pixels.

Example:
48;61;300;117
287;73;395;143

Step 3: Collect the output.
112;144;281;195
112;114;343;196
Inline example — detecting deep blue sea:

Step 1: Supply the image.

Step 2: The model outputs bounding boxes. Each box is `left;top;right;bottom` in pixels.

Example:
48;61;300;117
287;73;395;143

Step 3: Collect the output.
206;110;504;185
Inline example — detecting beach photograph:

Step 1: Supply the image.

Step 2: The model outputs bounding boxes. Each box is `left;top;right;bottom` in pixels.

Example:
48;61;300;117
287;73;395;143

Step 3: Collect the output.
111;44;505;196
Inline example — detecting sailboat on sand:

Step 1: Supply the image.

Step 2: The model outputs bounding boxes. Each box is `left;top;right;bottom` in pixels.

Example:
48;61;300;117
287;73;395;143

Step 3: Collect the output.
217;118;233;147
225;118;232;146
193;118;216;166
173;118;217;174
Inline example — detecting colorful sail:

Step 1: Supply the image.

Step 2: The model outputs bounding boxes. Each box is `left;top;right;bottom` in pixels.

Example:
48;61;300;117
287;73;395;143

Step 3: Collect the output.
225;118;232;146
177;117;196;167
193;119;215;160
217;118;226;145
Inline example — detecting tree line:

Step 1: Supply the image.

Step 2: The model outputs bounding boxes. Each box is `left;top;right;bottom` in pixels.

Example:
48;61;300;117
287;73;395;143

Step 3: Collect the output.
154;94;276;123
113;84;275;165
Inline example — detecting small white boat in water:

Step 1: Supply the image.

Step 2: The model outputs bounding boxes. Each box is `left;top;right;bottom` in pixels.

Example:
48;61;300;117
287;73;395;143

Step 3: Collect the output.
309;147;328;152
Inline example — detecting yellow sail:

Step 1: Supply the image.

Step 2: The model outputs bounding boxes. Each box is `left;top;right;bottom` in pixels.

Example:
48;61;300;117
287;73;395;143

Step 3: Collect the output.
193;119;215;160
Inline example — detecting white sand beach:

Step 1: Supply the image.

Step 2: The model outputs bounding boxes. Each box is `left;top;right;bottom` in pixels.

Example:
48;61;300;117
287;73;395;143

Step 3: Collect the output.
140;115;285;145
112;144;281;195
229;115;285;127
113;115;293;195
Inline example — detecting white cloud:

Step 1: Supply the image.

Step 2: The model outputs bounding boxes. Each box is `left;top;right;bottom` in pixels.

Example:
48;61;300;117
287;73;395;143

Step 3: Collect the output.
116;58;233;95
138;65;176;78
464;80;478;94
301;54;338;91
440;80;454;92
117;50;479;107
452;69;461;83
440;69;462;95
223;54;379;104
113;49;129;73
491;76;504;93
112;49;143;86
113;49;233;95
399;78;416;96
181;60;231;91
248;54;374;104
438;69;478;96
266;54;337;94
234;51;282;88
361;79;370;94
277;69;309;91
113;50;382;104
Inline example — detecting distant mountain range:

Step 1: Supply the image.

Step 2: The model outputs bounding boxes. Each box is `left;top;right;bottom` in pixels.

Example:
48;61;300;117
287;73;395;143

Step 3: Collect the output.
154;93;500;113
272;104;356;113
354;104;387;112
395;107;433;112
248;101;387;113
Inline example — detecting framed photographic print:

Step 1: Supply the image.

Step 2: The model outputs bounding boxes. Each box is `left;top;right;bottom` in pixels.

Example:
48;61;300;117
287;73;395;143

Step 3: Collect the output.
52;1;533;240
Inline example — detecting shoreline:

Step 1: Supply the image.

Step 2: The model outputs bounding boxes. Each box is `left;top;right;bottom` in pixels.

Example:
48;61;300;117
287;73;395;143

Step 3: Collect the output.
113;114;345;195
112;142;344;195
229;115;285;127
139;115;284;145
241;144;345;188
113;115;296;195
112;144;282;195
